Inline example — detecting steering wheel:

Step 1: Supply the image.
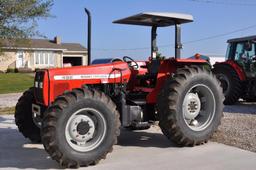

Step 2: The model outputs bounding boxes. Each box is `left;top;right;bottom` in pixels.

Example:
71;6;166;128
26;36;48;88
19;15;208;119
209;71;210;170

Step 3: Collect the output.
123;56;139;69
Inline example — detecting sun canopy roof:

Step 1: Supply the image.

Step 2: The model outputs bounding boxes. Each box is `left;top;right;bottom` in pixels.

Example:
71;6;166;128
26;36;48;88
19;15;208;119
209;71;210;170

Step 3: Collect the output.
113;12;193;27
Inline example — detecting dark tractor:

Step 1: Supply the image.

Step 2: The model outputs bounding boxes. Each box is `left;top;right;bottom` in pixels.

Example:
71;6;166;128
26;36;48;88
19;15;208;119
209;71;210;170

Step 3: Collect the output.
15;9;224;168
213;35;256;105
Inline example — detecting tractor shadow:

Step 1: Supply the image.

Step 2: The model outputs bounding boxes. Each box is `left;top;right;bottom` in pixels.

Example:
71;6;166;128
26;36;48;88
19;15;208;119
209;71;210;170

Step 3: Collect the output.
0;116;175;169
117;127;176;148
0;115;60;169
224;101;256;115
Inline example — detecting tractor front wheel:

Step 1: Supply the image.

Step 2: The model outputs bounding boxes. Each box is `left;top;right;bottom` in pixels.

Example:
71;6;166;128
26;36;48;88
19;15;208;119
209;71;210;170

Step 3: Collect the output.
15;88;41;143
41;87;120;168
157;66;224;146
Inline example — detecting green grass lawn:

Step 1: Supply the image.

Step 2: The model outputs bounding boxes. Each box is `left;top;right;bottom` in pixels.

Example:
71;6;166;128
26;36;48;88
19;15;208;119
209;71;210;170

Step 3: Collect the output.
0;73;34;94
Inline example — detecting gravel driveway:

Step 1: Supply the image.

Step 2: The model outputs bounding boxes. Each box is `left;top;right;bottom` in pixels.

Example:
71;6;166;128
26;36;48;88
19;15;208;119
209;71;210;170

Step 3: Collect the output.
0;93;22;108
212;102;256;152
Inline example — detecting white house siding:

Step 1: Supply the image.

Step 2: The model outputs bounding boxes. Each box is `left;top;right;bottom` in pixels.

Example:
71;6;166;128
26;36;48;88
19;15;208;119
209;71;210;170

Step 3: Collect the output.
0;50;16;71
0;50;87;72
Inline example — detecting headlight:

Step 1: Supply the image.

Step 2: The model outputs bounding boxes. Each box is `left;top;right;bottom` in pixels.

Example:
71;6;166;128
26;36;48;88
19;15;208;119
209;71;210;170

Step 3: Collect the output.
39;82;43;89
35;81;39;88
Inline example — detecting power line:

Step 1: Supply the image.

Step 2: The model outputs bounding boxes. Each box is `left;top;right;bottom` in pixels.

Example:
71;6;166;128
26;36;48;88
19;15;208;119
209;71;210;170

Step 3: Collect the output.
183;24;256;44
92;47;149;52
187;0;256;6
93;24;256;52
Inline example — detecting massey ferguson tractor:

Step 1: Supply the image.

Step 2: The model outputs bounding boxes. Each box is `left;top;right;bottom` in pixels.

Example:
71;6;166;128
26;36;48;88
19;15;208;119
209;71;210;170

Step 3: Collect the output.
15;9;224;168
213;35;256;105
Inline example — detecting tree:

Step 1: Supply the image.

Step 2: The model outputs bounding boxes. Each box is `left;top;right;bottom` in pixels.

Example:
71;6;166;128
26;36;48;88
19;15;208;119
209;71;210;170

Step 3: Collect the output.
0;0;53;39
156;52;165;60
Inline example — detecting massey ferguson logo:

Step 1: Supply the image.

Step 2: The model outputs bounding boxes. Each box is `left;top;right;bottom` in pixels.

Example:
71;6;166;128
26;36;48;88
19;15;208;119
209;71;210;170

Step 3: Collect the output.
54;74;121;80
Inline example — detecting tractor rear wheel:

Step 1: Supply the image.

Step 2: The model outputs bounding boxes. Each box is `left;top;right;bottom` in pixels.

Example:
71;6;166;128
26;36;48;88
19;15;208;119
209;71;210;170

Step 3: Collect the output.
157;66;223;146
41;87;120;168
212;64;242;105
15;88;41;143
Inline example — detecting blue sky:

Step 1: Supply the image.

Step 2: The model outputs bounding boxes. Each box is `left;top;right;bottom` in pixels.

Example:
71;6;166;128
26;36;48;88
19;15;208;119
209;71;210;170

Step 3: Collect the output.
37;0;256;60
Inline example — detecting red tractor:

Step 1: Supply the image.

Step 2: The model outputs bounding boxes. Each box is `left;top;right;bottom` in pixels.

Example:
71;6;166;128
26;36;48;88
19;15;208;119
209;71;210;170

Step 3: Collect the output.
213;35;256;105
15;9;223;168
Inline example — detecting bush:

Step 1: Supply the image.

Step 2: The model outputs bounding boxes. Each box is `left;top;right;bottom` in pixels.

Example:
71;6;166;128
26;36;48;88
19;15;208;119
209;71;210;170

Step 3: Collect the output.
18;68;33;73
34;68;41;72
6;68;18;73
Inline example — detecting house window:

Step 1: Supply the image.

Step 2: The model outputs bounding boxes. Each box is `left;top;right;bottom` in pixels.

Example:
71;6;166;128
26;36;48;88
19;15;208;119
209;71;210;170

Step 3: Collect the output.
34;51;55;66
49;53;54;65
16;51;25;68
40;52;44;64
35;53;40;65
45;53;49;65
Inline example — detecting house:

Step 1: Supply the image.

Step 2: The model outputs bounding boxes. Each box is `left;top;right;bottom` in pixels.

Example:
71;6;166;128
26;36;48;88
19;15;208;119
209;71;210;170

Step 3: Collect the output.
0;36;88;72
207;54;225;65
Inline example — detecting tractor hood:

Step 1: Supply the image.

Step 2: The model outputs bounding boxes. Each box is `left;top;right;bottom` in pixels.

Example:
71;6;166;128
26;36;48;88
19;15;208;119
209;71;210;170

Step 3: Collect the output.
34;62;131;106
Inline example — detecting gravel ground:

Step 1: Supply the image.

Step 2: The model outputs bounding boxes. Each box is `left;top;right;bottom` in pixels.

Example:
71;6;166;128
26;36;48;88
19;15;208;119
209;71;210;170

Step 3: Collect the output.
0;93;22;108
211;102;256;153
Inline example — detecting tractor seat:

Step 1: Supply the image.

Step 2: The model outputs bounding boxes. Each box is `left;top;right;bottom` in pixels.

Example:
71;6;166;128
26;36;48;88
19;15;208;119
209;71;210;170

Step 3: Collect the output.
135;59;161;87
147;59;161;78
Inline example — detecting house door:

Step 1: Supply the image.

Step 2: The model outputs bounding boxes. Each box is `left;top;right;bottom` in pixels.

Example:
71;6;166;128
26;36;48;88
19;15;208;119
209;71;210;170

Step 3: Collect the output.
16;51;24;68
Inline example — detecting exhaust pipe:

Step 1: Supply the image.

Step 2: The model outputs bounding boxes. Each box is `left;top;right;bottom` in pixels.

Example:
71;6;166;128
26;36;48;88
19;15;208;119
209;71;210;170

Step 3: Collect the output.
84;8;91;65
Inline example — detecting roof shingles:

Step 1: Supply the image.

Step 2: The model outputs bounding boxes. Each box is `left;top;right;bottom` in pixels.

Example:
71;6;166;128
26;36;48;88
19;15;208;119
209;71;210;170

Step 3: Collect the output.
0;38;87;52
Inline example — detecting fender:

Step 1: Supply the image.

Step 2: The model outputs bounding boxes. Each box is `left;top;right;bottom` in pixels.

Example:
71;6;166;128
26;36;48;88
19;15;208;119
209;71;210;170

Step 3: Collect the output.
214;60;246;81
146;58;209;103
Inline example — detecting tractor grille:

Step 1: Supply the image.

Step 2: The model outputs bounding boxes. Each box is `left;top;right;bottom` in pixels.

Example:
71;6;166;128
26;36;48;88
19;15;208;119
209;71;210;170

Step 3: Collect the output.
34;71;45;104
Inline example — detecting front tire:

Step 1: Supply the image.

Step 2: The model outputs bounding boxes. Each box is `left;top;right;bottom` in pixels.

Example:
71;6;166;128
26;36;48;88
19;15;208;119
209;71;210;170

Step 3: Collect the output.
157;66;224;146
41;87;120;168
15;88;41;143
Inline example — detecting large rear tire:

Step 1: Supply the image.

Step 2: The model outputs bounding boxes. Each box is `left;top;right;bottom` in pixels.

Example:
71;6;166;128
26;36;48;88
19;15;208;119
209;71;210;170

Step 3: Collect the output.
15;88;41;143
41;87;120;168
157;66;224;146
212;64;242;105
